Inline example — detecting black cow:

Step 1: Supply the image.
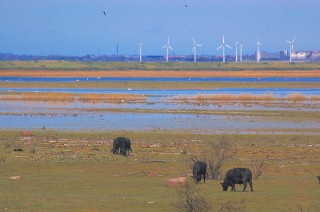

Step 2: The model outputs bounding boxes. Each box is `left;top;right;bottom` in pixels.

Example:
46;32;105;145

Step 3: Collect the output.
221;168;253;192
112;137;132;156
192;161;207;183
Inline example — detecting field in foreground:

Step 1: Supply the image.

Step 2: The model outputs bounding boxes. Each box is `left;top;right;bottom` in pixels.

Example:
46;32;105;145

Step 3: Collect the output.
1;131;319;211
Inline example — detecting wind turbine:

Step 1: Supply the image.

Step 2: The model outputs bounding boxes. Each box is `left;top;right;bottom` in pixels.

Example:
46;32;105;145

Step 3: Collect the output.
235;42;239;62
285;37;295;62
239;41;244;62
139;42;143;63
217;36;232;63
192;37;202;63
256;37;262;62
162;37;173;62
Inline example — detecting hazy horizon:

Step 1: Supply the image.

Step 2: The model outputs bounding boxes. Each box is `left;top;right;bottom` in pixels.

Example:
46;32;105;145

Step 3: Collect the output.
1;0;319;56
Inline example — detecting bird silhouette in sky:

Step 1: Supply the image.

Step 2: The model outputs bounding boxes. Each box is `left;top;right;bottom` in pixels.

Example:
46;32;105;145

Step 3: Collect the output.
103;11;106;16
185;5;188;7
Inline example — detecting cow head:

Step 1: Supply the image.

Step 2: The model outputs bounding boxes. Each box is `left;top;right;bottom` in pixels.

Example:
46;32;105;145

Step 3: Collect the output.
221;182;228;191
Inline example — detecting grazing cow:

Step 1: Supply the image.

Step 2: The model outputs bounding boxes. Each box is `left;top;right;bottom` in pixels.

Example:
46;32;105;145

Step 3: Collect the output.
192;161;207;183
221;168;253;192
112;137;132;156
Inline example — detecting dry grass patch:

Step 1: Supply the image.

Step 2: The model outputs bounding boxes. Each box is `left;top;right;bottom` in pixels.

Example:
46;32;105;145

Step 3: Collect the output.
0;92;74;101
0;92;146;103
310;95;320;101
286;93;306;101
285;93;320;102
78;93;146;103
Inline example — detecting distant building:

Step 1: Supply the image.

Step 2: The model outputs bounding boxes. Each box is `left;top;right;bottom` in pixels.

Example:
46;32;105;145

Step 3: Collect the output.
279;50;289;60
310;51;320;61
260;51;279;61
291;51;311;60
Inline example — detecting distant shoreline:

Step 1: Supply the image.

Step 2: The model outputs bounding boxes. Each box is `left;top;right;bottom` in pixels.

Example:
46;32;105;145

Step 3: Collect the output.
1;70;320;78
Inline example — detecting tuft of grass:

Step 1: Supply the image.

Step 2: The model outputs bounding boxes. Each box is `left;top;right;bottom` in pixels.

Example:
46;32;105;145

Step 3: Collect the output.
310;95;320;101
285;93;306;101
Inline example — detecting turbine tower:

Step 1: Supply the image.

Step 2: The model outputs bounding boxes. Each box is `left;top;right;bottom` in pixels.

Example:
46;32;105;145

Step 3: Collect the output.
285;37;295;62
139;42;143;63
162;37;173;62
192;37;202;63
239;41;244;62
235;42;239;62
256;37;262;62
217;36;232;63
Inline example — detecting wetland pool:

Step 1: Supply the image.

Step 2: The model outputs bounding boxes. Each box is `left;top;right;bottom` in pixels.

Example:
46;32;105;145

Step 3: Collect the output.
1;85;319;134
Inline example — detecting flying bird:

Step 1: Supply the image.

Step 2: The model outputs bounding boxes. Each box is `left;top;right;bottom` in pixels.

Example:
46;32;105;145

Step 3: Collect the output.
103;11;106;16
185;5;188;7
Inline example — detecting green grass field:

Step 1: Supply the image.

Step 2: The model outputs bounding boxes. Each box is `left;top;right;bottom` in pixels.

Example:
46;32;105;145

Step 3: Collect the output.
0;60;320;71
1;131;319;211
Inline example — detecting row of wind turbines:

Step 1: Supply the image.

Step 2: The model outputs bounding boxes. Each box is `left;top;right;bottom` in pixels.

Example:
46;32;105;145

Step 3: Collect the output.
138;36;296;63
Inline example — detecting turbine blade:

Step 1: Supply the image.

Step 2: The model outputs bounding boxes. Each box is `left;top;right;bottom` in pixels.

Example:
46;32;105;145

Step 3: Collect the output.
192;47;195;53
285;40;291;43
292;37;296;43
169;46;173;51
192;37;196;44
217;45;223;50
226;45;232;49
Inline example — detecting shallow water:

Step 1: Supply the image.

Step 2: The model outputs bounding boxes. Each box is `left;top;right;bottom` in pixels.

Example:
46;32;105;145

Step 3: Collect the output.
1;99;319;134
2;110;319;134
1;82;319;133
1;87;320;98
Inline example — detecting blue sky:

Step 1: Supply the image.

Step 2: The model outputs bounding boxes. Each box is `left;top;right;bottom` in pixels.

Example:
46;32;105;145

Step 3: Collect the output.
1;0;319;56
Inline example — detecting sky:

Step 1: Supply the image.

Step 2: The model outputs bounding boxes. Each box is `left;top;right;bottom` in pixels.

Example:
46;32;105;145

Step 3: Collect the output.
1;0;319;56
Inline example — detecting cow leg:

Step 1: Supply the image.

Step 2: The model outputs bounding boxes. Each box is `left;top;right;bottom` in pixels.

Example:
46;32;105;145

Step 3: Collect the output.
203;174;206;183
233;184;236;192
230;184;234;192
113;147;119;154
249;180;253;192
121;146;126;156
243;181;247;192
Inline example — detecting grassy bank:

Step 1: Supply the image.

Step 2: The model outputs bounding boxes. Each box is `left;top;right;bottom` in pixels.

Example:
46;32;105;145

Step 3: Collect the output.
0;130;319;211
0;61;320;71
0;92;146;103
